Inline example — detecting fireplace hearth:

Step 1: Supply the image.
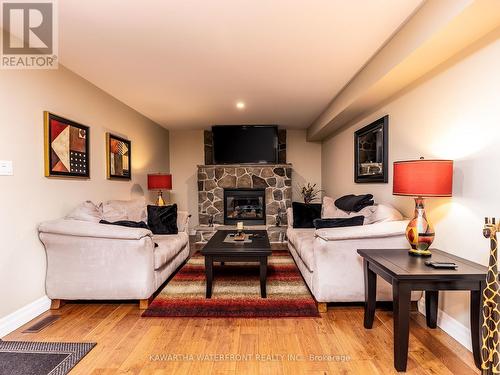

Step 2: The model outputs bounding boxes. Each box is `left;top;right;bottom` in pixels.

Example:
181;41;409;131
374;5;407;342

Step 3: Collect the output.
224;189;265;225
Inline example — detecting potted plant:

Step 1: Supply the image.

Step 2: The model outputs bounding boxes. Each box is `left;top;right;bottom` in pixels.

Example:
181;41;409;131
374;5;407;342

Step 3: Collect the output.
299;183;323;204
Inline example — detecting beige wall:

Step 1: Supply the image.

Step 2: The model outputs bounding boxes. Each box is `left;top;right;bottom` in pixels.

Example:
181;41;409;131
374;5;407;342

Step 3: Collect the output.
287;130;322;202
321;34;500;328
169;130;205;227
0;66;169;319
169;129;322;226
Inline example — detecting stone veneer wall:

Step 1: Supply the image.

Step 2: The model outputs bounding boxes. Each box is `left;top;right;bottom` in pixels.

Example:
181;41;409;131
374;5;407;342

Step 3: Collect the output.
198;165;292;226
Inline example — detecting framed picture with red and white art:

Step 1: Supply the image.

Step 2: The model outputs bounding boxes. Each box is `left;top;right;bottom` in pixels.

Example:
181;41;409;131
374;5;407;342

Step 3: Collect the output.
44;111;90;178
106;133;131;180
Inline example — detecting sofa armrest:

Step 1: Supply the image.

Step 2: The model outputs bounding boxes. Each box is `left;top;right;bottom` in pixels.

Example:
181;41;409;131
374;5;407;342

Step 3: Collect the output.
38;219;153;240
287;208;293;228
177;211;190;233
315;220;409;241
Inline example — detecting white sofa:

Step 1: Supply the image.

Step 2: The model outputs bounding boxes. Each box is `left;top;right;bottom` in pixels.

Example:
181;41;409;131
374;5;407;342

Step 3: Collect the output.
286;206;422;308
38;201;190;309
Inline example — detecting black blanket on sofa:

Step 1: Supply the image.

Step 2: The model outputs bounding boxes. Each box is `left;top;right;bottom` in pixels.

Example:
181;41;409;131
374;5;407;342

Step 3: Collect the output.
334;194;374;212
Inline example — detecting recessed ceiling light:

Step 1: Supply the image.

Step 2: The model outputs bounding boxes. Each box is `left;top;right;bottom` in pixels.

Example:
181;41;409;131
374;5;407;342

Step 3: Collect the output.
236;101;245;109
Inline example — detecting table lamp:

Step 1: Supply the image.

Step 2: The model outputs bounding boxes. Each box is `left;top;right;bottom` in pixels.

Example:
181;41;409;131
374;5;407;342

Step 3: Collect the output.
393;158;453;257
148;173;172;206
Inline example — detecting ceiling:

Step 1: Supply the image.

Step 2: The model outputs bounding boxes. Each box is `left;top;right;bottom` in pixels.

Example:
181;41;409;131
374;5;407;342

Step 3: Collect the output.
59;0;423;130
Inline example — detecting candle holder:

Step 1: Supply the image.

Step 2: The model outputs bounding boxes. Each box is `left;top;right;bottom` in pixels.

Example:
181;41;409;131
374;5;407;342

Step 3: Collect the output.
235;221;245;241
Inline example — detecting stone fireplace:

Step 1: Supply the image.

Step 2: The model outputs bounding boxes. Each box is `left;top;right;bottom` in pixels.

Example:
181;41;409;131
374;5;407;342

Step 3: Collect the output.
197;164;292;226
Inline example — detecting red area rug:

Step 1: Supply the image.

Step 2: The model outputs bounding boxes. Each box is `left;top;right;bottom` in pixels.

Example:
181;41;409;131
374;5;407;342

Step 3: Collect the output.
142;250;319;318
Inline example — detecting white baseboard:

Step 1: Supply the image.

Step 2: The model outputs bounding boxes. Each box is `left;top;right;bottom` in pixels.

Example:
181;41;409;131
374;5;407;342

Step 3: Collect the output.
0;296;51;338
417;298;472;351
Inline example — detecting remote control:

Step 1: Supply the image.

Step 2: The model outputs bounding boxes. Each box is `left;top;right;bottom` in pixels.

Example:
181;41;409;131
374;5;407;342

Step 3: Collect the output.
425;261;458;269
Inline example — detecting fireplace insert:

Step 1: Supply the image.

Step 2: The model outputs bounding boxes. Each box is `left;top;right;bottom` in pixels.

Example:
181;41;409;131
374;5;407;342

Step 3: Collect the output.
224;189;266;225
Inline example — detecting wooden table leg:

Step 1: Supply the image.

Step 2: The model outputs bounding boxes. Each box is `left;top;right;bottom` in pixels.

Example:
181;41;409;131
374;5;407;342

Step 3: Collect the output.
205;256;213;298
425;291;438;328
470;282;484;370
393;281;411;372
260;256;268;298
363;259;377;329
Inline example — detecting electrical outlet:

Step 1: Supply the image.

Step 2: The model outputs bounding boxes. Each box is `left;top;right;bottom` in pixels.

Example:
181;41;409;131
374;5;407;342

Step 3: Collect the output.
0;160;13;175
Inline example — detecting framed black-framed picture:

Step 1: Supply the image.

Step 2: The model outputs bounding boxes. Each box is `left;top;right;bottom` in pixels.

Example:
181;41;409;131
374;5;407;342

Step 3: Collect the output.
44;111;90;178
106;133;131;180
354;115;388;183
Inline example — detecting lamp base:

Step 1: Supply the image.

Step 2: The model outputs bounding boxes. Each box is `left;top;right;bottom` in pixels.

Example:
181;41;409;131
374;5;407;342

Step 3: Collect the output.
409;248;432;257
406;197;435;257
156;191;165;206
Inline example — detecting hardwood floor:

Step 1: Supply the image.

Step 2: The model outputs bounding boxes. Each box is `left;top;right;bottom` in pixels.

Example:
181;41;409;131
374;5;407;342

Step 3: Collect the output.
3;243;479;374
4;303;479;374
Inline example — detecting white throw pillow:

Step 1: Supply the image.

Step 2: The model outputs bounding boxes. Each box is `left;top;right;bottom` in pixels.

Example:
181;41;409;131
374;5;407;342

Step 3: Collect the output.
366;204;404;224
102;197;147;223
357;206;378;224
336;205;377;224
321;196;338;218
66;201;103;223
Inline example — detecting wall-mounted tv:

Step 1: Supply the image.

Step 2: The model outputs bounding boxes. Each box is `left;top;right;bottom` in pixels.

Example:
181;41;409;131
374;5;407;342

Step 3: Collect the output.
212;125;278;164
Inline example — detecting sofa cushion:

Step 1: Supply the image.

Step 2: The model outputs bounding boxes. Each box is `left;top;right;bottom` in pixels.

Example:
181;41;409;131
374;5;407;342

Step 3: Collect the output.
102;197;147;222
321;196;337;218
315;220;408;241
66;201;103;223
365;204;404;224
287;228;316;272
147;204;178;235
153;232;188;270
292;202;322;228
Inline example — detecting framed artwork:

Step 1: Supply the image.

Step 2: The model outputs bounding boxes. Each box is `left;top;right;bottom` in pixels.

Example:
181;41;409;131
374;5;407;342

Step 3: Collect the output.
44;112;90;178
106;133;131;179
354;115;388;183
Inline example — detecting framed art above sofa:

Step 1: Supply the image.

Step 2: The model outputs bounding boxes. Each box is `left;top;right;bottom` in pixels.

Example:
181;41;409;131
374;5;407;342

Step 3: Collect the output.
106;133;131;180
354;115;388;183
44;111;90;178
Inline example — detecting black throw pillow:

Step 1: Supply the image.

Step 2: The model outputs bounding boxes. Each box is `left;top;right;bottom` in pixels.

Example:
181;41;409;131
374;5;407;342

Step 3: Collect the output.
147;204;178;235
292;202;322;228
313;216;364;229
99;219;150;230
335;194;374;212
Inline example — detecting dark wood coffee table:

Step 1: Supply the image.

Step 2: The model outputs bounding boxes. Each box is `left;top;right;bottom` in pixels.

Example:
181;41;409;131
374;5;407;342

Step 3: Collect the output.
201;230;272;298
357;248;487;372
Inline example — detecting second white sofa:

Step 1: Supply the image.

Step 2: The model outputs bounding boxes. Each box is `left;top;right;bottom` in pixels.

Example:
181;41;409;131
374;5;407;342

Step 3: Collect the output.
286;204;422;308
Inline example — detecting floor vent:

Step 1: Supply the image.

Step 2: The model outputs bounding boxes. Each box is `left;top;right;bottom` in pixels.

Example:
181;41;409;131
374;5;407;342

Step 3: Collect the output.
22;315;60;333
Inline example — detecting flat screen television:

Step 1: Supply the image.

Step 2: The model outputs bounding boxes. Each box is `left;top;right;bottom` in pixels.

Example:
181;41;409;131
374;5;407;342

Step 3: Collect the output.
212;125;278;164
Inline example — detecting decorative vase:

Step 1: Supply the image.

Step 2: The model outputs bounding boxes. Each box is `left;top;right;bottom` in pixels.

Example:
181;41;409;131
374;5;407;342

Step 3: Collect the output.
406;197;435;257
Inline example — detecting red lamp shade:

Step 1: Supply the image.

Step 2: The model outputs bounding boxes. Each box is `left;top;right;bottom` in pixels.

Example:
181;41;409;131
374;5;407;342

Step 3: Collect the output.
147;174;172;190
393;159;453;197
